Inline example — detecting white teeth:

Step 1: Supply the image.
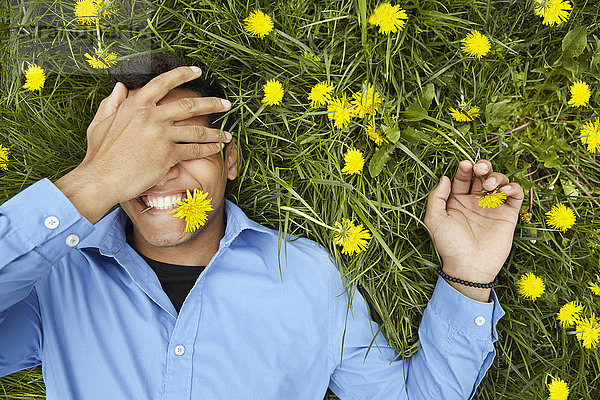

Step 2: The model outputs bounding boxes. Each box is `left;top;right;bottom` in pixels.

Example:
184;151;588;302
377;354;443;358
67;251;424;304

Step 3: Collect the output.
144;195;184;209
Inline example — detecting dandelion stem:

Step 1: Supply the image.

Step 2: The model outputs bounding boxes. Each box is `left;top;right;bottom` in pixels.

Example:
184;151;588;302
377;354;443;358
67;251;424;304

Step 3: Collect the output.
564;154;593;188
568;178;600;209
434;129;475;165
280;206;335;231
483;120;533;145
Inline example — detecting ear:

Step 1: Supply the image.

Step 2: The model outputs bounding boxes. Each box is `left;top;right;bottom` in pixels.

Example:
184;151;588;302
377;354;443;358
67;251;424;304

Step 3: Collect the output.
224;137;242;180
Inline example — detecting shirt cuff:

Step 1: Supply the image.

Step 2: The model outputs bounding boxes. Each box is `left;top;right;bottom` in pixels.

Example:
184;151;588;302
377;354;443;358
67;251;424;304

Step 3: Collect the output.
426;275;505;342
0;178;95;265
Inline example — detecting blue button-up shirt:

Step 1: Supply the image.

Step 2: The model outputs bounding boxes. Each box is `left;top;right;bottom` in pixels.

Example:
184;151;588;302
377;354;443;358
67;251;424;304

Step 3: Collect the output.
0;178;505;399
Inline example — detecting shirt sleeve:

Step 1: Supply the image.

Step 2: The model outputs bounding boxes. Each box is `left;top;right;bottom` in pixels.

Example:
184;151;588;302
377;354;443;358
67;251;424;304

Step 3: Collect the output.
327;260;505;400
0;178;95;377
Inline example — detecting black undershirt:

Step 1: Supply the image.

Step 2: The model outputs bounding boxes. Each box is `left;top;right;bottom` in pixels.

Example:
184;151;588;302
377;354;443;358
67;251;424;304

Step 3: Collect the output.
125;218;205;314
138;252;206;314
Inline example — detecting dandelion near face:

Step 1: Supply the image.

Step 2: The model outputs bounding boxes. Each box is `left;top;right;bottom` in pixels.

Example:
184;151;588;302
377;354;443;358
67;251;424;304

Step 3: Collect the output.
171;189;214;233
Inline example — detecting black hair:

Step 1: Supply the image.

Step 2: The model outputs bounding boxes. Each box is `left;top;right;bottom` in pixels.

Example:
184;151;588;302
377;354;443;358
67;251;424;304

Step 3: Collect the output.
109;52;230;131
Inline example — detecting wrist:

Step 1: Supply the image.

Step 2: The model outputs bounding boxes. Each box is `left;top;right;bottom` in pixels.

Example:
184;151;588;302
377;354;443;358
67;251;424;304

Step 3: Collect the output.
54;166;114;225
439;265;495;303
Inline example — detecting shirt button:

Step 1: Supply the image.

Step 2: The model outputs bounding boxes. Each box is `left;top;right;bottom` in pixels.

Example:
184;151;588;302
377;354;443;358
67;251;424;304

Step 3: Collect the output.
475;315;486;326
65;234;79;247
174;344;185;356
44;216;60;229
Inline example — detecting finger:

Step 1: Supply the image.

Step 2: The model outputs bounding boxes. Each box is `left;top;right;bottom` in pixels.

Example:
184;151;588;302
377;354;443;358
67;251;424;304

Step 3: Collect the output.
472;172;510;194
158;96;231;124
498;182;525;210
169;125;232;145
451;160;474;195
131;66;203;107
88;82;128;131
173;141;226;162
470;159;493;193
424;176;451;230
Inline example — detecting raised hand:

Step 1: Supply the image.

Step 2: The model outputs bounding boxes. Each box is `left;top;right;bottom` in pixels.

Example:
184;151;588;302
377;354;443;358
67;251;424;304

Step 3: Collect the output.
423;159;525;284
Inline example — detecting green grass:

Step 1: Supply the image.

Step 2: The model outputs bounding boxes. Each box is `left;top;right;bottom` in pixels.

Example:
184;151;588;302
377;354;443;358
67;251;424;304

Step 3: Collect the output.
1;0;600;398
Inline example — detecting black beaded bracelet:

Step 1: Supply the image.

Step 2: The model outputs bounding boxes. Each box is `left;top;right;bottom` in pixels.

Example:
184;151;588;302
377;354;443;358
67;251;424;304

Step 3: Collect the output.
436;266;499;288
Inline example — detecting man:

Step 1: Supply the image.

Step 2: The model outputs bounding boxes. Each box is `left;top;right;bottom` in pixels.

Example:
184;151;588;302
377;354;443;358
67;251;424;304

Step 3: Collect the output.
0;52;522;399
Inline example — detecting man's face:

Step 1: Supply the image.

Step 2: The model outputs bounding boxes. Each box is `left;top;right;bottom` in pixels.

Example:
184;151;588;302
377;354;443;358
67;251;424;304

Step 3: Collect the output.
119;88;240;248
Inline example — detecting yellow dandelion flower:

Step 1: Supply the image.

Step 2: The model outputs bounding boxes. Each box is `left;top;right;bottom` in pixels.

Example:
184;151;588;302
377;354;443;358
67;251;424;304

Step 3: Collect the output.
476;189;507;209
461;30;491;59
366;124;388;146
588;281;600;296
516;272;545;300
22;63;46;91
547;377;570;400
0;144;9;170
557;301;583;328
171;188;214;233
575;313;600;349
368;2;408;35
308;82;334;108
333;218;371;255
534;0;572;26
341;147;365;175
449;105;480;122
580;117;600;153
261;79;284;106
243;10;274;39
545;203;576;232
327;94;354;129
521;212;533;223
567;80;591;108
351;83;381;118
84;51;118;69
74;0;101;25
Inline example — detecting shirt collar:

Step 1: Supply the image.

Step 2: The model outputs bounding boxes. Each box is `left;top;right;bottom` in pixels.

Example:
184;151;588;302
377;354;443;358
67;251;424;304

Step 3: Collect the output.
77;199;274;256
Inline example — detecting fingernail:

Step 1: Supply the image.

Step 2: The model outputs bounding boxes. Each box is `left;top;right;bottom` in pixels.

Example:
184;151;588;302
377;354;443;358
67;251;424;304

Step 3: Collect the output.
224;131;232;140
221;99;231;108
189;66;202;74
501;185;511;192
486;177;496;186
475;163;488;173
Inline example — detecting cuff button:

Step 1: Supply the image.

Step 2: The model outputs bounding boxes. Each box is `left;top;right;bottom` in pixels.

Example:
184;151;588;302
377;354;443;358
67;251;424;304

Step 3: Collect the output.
44;216;60;229
475;315;486;326
66;234;80;247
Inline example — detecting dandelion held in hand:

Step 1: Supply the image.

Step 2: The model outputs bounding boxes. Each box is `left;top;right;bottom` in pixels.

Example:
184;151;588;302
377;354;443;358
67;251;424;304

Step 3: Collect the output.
171;189;214;234
516;272;545;300
22;63;46;91
333;218;371;255
476;189;507;209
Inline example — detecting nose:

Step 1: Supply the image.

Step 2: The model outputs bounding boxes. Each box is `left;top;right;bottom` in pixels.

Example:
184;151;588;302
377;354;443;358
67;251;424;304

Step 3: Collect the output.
155;163;180;186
